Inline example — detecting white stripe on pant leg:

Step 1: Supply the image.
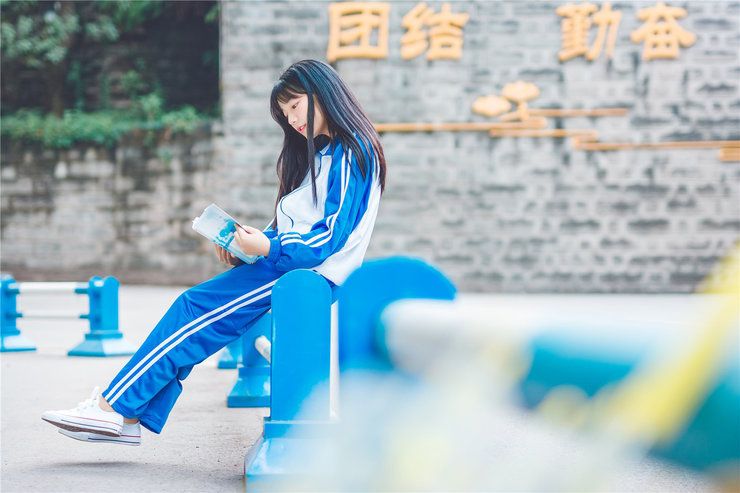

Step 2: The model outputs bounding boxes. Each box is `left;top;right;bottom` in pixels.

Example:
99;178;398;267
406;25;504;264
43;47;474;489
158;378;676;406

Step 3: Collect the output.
107;289;272;405
104;280;276;401
103;280;277;401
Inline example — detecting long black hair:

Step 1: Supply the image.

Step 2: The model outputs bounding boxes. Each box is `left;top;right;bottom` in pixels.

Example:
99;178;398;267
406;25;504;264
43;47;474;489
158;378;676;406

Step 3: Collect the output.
268;59;386;228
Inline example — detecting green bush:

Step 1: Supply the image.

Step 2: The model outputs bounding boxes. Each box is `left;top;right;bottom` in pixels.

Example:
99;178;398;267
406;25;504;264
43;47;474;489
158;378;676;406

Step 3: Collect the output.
161;106;202;133
1;105;211;149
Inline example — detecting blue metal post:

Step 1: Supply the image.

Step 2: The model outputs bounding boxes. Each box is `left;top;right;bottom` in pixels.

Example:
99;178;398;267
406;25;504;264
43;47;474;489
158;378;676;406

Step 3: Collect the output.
244;269;333;491
338;256;457;369
68;276;136;357
0;276;36;352
227;312;271;407
217;336;243;369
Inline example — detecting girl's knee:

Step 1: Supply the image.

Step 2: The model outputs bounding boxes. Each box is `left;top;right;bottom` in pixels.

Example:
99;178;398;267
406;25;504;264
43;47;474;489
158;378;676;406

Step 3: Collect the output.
175;287;199;310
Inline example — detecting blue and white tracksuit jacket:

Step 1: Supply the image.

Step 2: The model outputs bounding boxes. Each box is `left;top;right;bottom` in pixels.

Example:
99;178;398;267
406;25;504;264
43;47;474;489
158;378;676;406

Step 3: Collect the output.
103;136;382;433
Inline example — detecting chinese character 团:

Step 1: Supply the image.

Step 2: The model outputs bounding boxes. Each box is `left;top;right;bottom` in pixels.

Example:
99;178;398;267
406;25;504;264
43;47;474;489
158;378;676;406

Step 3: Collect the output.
557;2;622;62
401;2;469;61
327;2;390;62
630;2;696;60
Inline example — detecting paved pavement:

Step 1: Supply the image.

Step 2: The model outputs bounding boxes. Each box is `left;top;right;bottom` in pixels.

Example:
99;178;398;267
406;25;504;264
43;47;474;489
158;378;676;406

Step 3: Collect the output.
1;286;721;492
2;285;266;493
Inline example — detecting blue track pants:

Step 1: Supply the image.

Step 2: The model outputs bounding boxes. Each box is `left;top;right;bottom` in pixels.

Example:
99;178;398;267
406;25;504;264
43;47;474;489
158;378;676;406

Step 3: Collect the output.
102;259;305;434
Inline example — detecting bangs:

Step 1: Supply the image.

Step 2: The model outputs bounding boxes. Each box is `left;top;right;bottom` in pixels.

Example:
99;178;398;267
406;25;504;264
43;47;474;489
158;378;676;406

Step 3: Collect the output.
272;79;305;105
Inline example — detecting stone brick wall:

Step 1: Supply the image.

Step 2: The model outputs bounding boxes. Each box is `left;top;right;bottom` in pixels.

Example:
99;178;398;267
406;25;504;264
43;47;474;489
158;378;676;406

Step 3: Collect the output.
2;1;739;292
1;126;226;284
220;0;739;292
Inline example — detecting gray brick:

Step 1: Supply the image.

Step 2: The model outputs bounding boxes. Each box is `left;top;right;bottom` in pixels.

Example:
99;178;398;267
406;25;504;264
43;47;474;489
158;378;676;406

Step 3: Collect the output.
2;1;738;293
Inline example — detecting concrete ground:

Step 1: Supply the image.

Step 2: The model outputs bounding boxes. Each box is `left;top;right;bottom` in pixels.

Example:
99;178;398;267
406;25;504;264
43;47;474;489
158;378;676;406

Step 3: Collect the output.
1;286;722;492
2;285;267;493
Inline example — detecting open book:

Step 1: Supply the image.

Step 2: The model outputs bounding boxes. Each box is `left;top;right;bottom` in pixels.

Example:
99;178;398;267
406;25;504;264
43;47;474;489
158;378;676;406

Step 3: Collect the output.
192;203;260;264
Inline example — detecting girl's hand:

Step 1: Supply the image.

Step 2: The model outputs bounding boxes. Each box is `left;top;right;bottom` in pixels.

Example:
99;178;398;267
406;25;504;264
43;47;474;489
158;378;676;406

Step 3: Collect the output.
233;224;271;257
214;244;243;266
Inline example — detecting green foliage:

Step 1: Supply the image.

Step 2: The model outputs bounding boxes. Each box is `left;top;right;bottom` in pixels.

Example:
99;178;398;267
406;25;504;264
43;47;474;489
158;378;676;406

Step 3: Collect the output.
2;109;123;148
120;70;148;100
0;0;164;69
161;106;202;133
136;92;164;121
99;1;163;32
67;59;85;110
1;106;212;149
81;15;118;43
0;1;177;114
0;1;81;69
1;0;219;137
99;73;111;110
204;3;220;24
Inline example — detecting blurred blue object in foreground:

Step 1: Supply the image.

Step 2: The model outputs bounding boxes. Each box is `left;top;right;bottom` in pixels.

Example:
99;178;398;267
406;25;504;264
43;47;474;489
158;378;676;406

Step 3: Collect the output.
250;249;739;491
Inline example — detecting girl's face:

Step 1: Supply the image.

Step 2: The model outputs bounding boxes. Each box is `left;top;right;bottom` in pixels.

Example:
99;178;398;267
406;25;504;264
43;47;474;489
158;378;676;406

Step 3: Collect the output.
279;94;331;139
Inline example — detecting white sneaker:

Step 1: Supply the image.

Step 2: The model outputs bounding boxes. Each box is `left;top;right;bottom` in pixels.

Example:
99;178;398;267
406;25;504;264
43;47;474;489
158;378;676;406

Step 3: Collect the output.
58;422;141;446
42;386;123;437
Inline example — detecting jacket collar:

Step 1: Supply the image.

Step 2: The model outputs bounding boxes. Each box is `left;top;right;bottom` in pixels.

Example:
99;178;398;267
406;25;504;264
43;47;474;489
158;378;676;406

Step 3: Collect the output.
313;134;333;156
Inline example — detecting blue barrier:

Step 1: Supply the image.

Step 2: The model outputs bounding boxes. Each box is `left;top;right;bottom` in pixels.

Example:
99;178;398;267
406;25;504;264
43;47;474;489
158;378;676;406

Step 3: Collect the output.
227;312;272;407
217;337;243;369
338;256;457;370
0;275;135;357
241;257;456;491
239;255;738;490
68;277;136;357
520;332;740;475
0;275;35;352
227;278;340;409
244;269;333;491
370;294;740;482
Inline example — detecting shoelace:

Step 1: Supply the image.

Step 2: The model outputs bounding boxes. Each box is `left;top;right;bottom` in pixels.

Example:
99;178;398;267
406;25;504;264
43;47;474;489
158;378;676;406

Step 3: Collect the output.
75;386;101;411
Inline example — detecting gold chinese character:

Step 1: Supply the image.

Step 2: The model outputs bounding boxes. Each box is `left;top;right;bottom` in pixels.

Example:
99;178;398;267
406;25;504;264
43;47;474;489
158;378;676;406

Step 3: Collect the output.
427;3;469;60
401;2;469;61
472;81;541;123
631;2;696;60
557;2;621;62
327;2;390;62
588;2;621;60
472;95;512;118
401;2;435;60
499;81;540;122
